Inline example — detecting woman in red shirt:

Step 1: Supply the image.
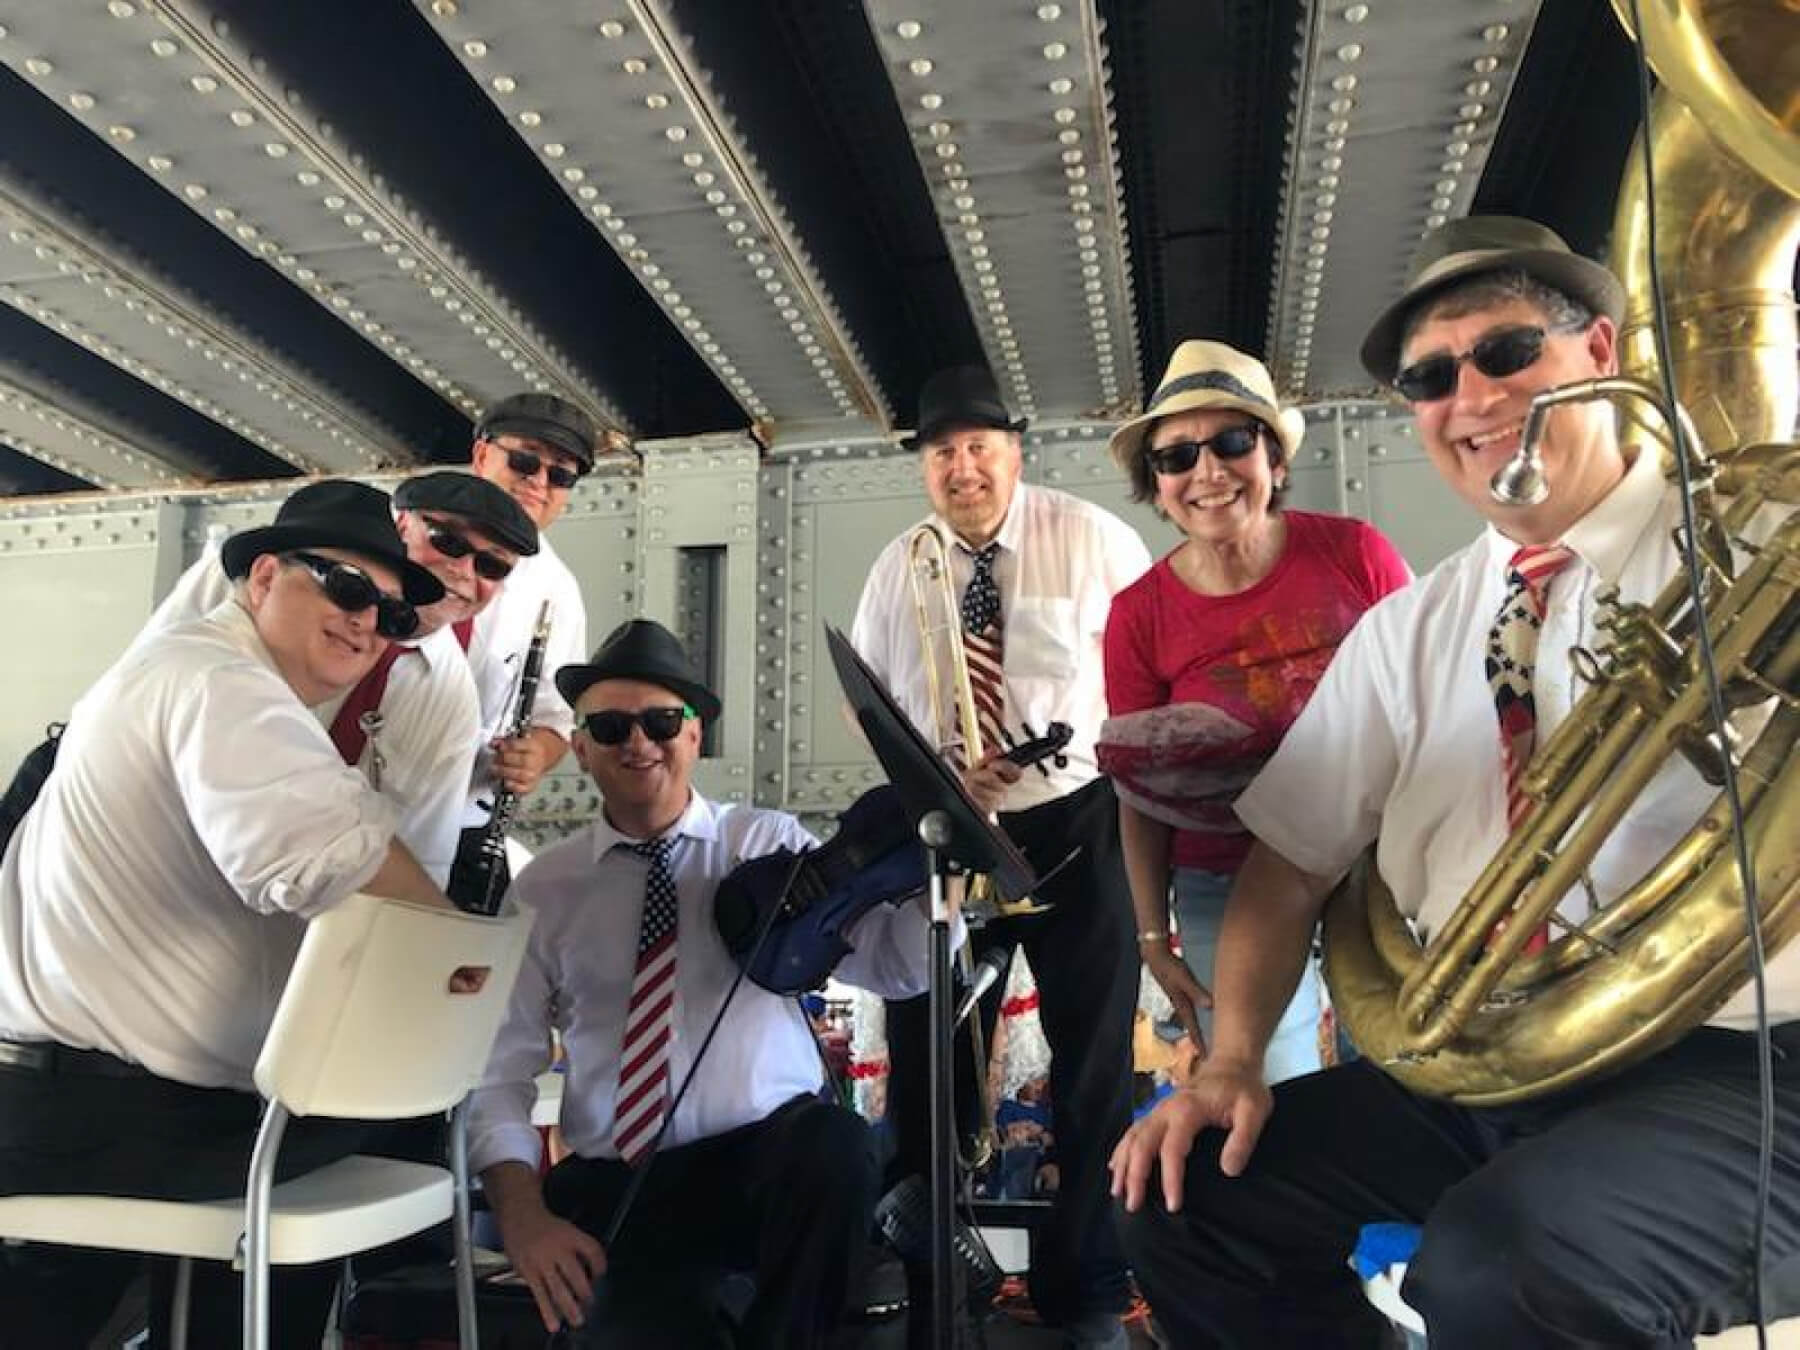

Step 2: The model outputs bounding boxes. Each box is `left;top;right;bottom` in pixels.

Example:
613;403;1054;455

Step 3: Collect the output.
1099;341;1411;1082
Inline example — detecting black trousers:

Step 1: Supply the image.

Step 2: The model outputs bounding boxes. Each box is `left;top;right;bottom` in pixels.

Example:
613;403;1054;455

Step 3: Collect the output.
886;776;1137;1325
0;1057;396;1349
1121;1025;1800;1349
546;1094;879;1350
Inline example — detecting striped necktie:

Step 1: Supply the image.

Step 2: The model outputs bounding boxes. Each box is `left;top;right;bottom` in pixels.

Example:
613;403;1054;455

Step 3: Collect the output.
1484;543;1576;950
958;541;1007;763
613;836;679;1165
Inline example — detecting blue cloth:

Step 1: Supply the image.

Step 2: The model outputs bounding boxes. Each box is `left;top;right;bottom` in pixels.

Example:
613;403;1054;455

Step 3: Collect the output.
1352;1222;1422;1280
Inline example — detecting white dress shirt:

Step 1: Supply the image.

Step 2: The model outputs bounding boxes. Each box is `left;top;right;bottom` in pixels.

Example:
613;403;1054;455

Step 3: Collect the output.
134;547;479;886
463;536;588;826
1237;444;1800;1028
850;483;1152;812
468;791;936;1173
0;603;399;1089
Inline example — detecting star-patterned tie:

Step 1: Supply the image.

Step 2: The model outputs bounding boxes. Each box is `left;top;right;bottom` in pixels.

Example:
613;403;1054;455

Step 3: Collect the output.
1484;542;1576;951
958;542;1007;764
613;836;679;1165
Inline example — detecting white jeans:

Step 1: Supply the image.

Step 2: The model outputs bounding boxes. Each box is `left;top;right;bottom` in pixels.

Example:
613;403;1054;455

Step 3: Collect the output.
1172;867;1323;1084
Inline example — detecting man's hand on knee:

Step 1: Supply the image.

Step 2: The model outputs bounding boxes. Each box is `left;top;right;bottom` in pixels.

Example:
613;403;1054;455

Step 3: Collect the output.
502;1204;608;1333
1108;1059;1273;1213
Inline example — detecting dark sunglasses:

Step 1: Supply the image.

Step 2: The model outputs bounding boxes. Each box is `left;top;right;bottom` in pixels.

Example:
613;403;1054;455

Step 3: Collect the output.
1147;424;1263;476
582;706;697;745
421;516;514;582
1393;324;1554;403
502;446;581;491
283;552;419;640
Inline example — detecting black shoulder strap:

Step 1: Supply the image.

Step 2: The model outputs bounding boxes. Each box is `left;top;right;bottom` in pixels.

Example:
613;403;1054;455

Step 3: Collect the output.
0;722;64;857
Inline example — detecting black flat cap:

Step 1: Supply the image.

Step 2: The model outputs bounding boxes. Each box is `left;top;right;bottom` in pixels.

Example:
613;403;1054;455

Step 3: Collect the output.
475;393;599;471
394;471;539;556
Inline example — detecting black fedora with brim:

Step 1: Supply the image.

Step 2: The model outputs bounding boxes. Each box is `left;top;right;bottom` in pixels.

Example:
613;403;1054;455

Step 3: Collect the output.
1359;215;1626;387
556;618;723;723
902;365;1029;451
220;479;444;606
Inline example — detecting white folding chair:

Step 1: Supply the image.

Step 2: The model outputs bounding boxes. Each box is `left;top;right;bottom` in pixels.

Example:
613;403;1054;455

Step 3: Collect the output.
0;891;533;1350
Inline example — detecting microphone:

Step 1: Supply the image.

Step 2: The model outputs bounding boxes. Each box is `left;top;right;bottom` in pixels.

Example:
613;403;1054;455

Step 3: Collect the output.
955;948;1011;1026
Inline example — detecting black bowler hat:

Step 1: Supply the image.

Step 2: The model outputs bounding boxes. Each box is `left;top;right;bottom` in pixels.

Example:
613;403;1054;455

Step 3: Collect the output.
393;470;539;557
475;392;599;471
555;619;723;723
220;479;444;606
903;365;1029;450
1360;215;1625;386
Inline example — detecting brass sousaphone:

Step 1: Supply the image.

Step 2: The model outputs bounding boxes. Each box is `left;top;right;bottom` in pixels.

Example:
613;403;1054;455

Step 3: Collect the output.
1323;0;1800;1105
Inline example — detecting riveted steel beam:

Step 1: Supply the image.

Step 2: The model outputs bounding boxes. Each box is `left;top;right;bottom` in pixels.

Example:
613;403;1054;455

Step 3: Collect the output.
417;0;891;443
0;180;388;475
0;0;627;437
1266;1;1542;398
861;0;1141;426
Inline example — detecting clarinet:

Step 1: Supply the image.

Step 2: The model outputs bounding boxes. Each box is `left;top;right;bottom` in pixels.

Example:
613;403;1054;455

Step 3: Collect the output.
462;600;552;915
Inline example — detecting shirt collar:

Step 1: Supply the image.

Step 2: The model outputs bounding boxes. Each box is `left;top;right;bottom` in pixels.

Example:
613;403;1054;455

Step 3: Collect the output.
588;789;718;863
1479;441;1663;585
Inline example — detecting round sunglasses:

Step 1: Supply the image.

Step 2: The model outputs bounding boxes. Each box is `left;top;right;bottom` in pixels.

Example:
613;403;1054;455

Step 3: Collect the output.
283;552;419;639
1393;324;1560;403
581;706;697;745
420;516;515;582
1147;423;1263;476
502;446;581;491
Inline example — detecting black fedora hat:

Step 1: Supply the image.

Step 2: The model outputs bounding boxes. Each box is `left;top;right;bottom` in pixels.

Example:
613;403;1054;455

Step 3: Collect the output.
1360;215;1625;386
903;365;1028;450
220;479;444;606
394;470;539;557
475;392;599;472
556;618;723;723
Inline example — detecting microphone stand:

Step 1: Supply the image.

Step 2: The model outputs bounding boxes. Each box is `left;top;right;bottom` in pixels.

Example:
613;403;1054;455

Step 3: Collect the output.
920;809;961;1348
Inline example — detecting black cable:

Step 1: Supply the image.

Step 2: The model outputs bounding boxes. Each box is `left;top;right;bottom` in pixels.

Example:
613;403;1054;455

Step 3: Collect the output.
1621;4;1774;1342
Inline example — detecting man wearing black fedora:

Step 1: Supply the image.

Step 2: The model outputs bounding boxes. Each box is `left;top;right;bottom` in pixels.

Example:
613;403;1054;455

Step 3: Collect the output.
1113;215;1800;1347
137;471;540;889
0;479;465;1347
468;619;936;1348
851;365;1151;1347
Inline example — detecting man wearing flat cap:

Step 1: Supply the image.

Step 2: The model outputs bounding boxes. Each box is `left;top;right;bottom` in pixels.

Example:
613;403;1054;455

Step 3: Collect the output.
1113;216;1800;1347
0;479;464;1347
469;619;934;1349
851;365;1152;1348
464;391;597;825
138;469;539;888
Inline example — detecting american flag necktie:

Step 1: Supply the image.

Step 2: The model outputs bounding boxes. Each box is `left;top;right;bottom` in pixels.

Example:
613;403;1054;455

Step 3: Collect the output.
958;541;1007;764
613;835;679;1165
1484;542;1576;951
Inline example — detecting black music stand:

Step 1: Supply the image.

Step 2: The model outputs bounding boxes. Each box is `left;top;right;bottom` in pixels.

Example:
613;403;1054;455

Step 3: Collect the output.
825;625;1039;1348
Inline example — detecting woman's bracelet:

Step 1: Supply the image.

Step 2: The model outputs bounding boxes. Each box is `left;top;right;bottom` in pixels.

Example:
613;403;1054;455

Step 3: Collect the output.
1136;928;1170;946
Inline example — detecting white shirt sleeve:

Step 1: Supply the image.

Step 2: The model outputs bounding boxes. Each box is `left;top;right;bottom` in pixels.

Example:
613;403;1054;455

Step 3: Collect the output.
526;555;586;741
849;539;905;687
168;662;399;918
467;904;559;1175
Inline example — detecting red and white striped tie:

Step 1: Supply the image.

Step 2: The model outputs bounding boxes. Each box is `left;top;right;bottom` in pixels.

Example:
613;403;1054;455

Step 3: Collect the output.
959;541;1007;762
613;836;679;1165
1484;543;1576;951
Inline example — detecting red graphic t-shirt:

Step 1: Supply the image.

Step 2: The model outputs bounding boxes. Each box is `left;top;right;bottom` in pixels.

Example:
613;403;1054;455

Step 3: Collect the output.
1102;510;1411;872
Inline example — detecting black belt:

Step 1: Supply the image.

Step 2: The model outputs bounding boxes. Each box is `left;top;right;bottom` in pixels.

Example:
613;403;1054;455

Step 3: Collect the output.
0;1038;153;1080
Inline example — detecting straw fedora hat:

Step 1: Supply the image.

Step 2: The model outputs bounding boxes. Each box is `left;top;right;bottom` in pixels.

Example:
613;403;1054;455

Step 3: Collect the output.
1107;340;1307;475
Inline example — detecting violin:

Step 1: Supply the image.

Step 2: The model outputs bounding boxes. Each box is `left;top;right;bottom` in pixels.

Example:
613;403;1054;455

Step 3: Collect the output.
713;722;1073;994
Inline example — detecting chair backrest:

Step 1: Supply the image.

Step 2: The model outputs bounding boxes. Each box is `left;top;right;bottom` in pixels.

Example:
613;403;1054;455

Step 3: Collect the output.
254;892;533;1120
